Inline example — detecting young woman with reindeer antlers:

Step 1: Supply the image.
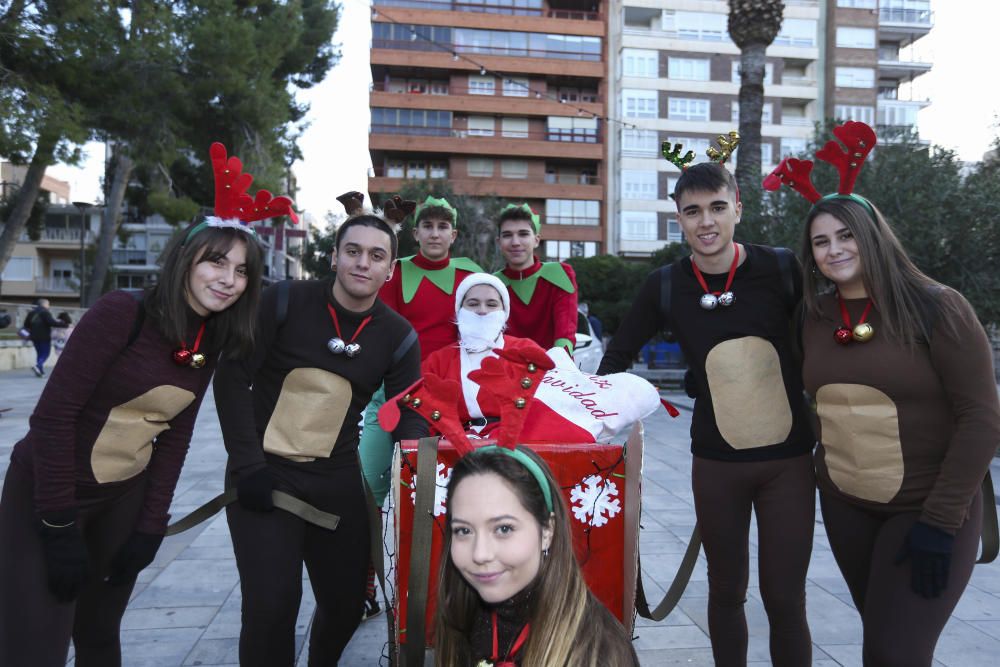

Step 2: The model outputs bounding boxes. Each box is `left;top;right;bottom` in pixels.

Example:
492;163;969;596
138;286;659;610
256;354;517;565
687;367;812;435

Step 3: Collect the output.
765;120;1000;665
213;192;428;666
0;143;279;667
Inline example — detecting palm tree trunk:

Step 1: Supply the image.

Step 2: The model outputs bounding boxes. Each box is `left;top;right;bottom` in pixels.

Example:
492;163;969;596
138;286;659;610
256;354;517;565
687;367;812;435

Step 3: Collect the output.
85;146;133;306
735;43;768;197
0;124;60;298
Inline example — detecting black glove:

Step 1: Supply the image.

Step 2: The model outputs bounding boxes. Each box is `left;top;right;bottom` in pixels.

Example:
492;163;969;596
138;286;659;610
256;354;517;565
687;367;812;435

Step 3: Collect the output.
236;466;275;512
895;521;954;599
107;531;164;585
37;511;89;603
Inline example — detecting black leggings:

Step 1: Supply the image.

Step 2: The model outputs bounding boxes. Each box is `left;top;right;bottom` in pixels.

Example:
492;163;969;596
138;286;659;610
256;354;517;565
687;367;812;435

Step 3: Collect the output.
820;489;983;667
692;453;815;667
226;459;370;667
0;461;146;667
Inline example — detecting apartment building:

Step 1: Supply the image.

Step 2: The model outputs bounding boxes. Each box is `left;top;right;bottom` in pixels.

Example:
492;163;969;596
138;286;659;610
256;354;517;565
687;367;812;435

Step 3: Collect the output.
825;0;932;139
608;0;822;257
368;0;609;262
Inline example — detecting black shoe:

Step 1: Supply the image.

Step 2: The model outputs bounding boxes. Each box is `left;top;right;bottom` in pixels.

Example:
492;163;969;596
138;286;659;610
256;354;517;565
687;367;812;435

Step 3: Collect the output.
361;595;382;621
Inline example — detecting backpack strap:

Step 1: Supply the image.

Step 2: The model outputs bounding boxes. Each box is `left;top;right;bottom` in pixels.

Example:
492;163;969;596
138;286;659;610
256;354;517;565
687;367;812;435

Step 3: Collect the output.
126;290;146;349
275;279;293;329
392;328;418;366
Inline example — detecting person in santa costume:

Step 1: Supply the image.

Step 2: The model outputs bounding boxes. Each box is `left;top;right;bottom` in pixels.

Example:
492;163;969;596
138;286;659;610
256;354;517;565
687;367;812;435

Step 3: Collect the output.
493;204;578;355
358;195;481;619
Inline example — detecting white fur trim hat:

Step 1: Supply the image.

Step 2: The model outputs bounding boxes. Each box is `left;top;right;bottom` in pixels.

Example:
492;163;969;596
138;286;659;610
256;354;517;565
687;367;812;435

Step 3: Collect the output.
455;273;510;319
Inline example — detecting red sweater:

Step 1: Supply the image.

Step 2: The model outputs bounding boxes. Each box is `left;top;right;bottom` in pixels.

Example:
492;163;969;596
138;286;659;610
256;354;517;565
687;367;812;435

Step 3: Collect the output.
496;258;578;352
380;253;481;360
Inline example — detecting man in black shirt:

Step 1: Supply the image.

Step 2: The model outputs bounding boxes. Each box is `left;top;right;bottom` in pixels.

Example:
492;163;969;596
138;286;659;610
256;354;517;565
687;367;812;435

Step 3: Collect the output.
215;214;427;666
598;163;815;666
25;299;68;377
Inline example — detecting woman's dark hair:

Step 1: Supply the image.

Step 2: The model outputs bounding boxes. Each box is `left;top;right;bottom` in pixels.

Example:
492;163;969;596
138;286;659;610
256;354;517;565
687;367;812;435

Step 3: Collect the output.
145;224;263;358
434;447;638;667
672;162;739;203
335;214;399;260
801;198;962;343
56;312;72;325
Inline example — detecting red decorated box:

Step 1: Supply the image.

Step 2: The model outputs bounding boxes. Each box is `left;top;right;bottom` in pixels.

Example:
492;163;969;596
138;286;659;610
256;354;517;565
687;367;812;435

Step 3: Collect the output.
392;436;641;651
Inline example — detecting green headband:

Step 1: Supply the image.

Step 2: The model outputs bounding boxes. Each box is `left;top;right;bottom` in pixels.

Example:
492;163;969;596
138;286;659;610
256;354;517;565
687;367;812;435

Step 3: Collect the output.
474;445;554;513
414;195;458;227
499;203;540;234
184;218;258;245
814;193;876;219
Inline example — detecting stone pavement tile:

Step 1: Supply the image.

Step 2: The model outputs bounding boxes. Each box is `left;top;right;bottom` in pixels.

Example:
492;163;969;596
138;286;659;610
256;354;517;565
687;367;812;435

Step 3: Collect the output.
177;546;238;561
818;643;863;667
121;606;218;631
201;587;242;640
181;637;239;666
632;623;713;651
797;584;862;645
935;616;1000;666
968;567;1000;595
640;488;694;511
130;559;239;609
633;647;715;665
951;584;1000;621
638;527;691;555
641;551;708;583
968;619;1000;640
119;627;204;667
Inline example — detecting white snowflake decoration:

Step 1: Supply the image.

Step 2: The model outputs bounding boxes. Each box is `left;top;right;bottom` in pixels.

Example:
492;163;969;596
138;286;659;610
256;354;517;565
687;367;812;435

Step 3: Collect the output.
411;462;452;517
569;475;622;528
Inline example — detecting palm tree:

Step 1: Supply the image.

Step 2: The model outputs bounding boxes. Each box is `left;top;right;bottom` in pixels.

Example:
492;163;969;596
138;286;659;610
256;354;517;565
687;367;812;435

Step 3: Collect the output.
728;1;785;196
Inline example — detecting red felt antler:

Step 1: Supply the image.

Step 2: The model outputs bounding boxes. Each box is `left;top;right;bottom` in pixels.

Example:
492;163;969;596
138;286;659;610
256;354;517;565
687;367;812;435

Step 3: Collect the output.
762;157;822;203
815;121;877;195
210;142;298;224
378;377;474;455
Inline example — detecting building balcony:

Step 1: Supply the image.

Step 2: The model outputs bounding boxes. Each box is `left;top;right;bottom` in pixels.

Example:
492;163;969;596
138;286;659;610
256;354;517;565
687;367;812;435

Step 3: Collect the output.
369;125;603;159
13;228;95;247
371;47;604;78
371;174;601;200
878;57;932;80
373;0;601;21
35;277;78;294
370;85;603;118
879;8;933;45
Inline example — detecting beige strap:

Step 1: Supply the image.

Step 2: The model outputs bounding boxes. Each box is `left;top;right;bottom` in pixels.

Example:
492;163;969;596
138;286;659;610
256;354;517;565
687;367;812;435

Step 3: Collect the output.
164;488;340;536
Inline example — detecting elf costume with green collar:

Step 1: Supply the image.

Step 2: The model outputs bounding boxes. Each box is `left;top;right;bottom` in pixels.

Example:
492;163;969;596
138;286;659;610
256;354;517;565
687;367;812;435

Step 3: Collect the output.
496;257;578;354
379;252;483;360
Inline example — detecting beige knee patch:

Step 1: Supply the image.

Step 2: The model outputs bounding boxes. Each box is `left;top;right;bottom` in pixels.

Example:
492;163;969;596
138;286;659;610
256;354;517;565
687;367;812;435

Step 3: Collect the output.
91;385;196;483
264;368;352;461
816;383;903;503
705;336;792;449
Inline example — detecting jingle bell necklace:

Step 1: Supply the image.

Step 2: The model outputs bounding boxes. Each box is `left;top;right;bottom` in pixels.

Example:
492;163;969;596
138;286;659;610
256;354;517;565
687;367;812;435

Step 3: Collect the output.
691;243;739;310
172;322;207;369
326;303;372;358
475;611;528;667
835;291;875;345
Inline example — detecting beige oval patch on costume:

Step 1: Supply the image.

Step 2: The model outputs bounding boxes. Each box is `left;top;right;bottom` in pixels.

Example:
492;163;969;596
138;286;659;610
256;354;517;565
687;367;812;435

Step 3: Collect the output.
816;383;903;503
264;367;352;461
91;385;196;483
705;336;792;449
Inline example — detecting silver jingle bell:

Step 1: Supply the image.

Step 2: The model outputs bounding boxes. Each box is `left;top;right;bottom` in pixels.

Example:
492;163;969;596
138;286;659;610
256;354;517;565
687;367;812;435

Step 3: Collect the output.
344;342;362;358
699;293;719;310
717;291;735;307
327;337;346;354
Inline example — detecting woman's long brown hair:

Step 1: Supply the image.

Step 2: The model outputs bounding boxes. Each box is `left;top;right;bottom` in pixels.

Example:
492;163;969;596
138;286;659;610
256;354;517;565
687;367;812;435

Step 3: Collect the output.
800;198;962;344
434;448;637;666
145;224;264;358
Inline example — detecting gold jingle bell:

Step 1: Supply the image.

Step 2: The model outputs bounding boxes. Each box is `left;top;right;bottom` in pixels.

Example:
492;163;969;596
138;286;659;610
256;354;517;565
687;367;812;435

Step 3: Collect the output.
403;394;412;403
852;323;875;343
520;377;532;389
430;410;441;421
411;398;422;408
189;352;207;369
514;397;527;409
527;363;537;373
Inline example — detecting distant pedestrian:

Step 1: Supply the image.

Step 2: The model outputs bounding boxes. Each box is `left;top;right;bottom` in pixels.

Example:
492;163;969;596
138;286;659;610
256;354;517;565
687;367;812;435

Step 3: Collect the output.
0;141;283;667
24;299;68;376
52;312;74;352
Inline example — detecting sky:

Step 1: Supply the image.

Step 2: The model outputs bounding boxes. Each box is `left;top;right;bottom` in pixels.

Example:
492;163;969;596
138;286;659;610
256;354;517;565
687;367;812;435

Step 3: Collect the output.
44;0;1000;227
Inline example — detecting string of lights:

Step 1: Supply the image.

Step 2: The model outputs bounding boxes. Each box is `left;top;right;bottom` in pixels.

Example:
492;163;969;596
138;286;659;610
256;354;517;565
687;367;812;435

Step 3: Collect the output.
363;1;650;132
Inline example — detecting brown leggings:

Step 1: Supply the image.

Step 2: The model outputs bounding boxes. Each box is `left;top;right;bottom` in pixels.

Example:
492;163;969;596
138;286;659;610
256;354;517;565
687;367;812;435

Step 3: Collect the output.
692;453;815;667
0;461;146;667
820;490;983;667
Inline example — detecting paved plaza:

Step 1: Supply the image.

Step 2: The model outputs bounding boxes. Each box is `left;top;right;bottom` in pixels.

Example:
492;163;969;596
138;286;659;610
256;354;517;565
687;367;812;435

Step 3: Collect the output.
2;365;1000;666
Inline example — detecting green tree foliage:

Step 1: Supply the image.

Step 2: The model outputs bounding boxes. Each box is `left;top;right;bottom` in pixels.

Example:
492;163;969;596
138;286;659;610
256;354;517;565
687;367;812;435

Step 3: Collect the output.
566;254;662;336
302;212;342;280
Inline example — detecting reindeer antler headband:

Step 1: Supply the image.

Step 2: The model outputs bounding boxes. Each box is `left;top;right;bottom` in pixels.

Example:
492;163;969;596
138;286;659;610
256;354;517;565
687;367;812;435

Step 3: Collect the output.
185;142;298;243
336;190;416;228
762;121;877;216
662;130;741;170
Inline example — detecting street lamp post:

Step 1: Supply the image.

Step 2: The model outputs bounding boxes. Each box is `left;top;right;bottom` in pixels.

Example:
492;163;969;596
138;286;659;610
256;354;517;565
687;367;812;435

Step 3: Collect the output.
72;201;91;307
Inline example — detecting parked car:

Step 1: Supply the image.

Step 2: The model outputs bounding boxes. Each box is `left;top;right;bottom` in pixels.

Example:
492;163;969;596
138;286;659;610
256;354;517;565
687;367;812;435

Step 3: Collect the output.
573;309;604;374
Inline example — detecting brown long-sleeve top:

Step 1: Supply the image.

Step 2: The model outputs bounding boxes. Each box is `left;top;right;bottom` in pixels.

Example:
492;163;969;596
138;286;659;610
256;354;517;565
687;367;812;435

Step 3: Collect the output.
11;291;214;534
802;289;1000;534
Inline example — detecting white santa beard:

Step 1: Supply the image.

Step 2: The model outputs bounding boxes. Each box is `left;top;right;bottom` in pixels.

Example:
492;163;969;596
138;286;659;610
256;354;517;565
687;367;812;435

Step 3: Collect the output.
456;309;506;353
